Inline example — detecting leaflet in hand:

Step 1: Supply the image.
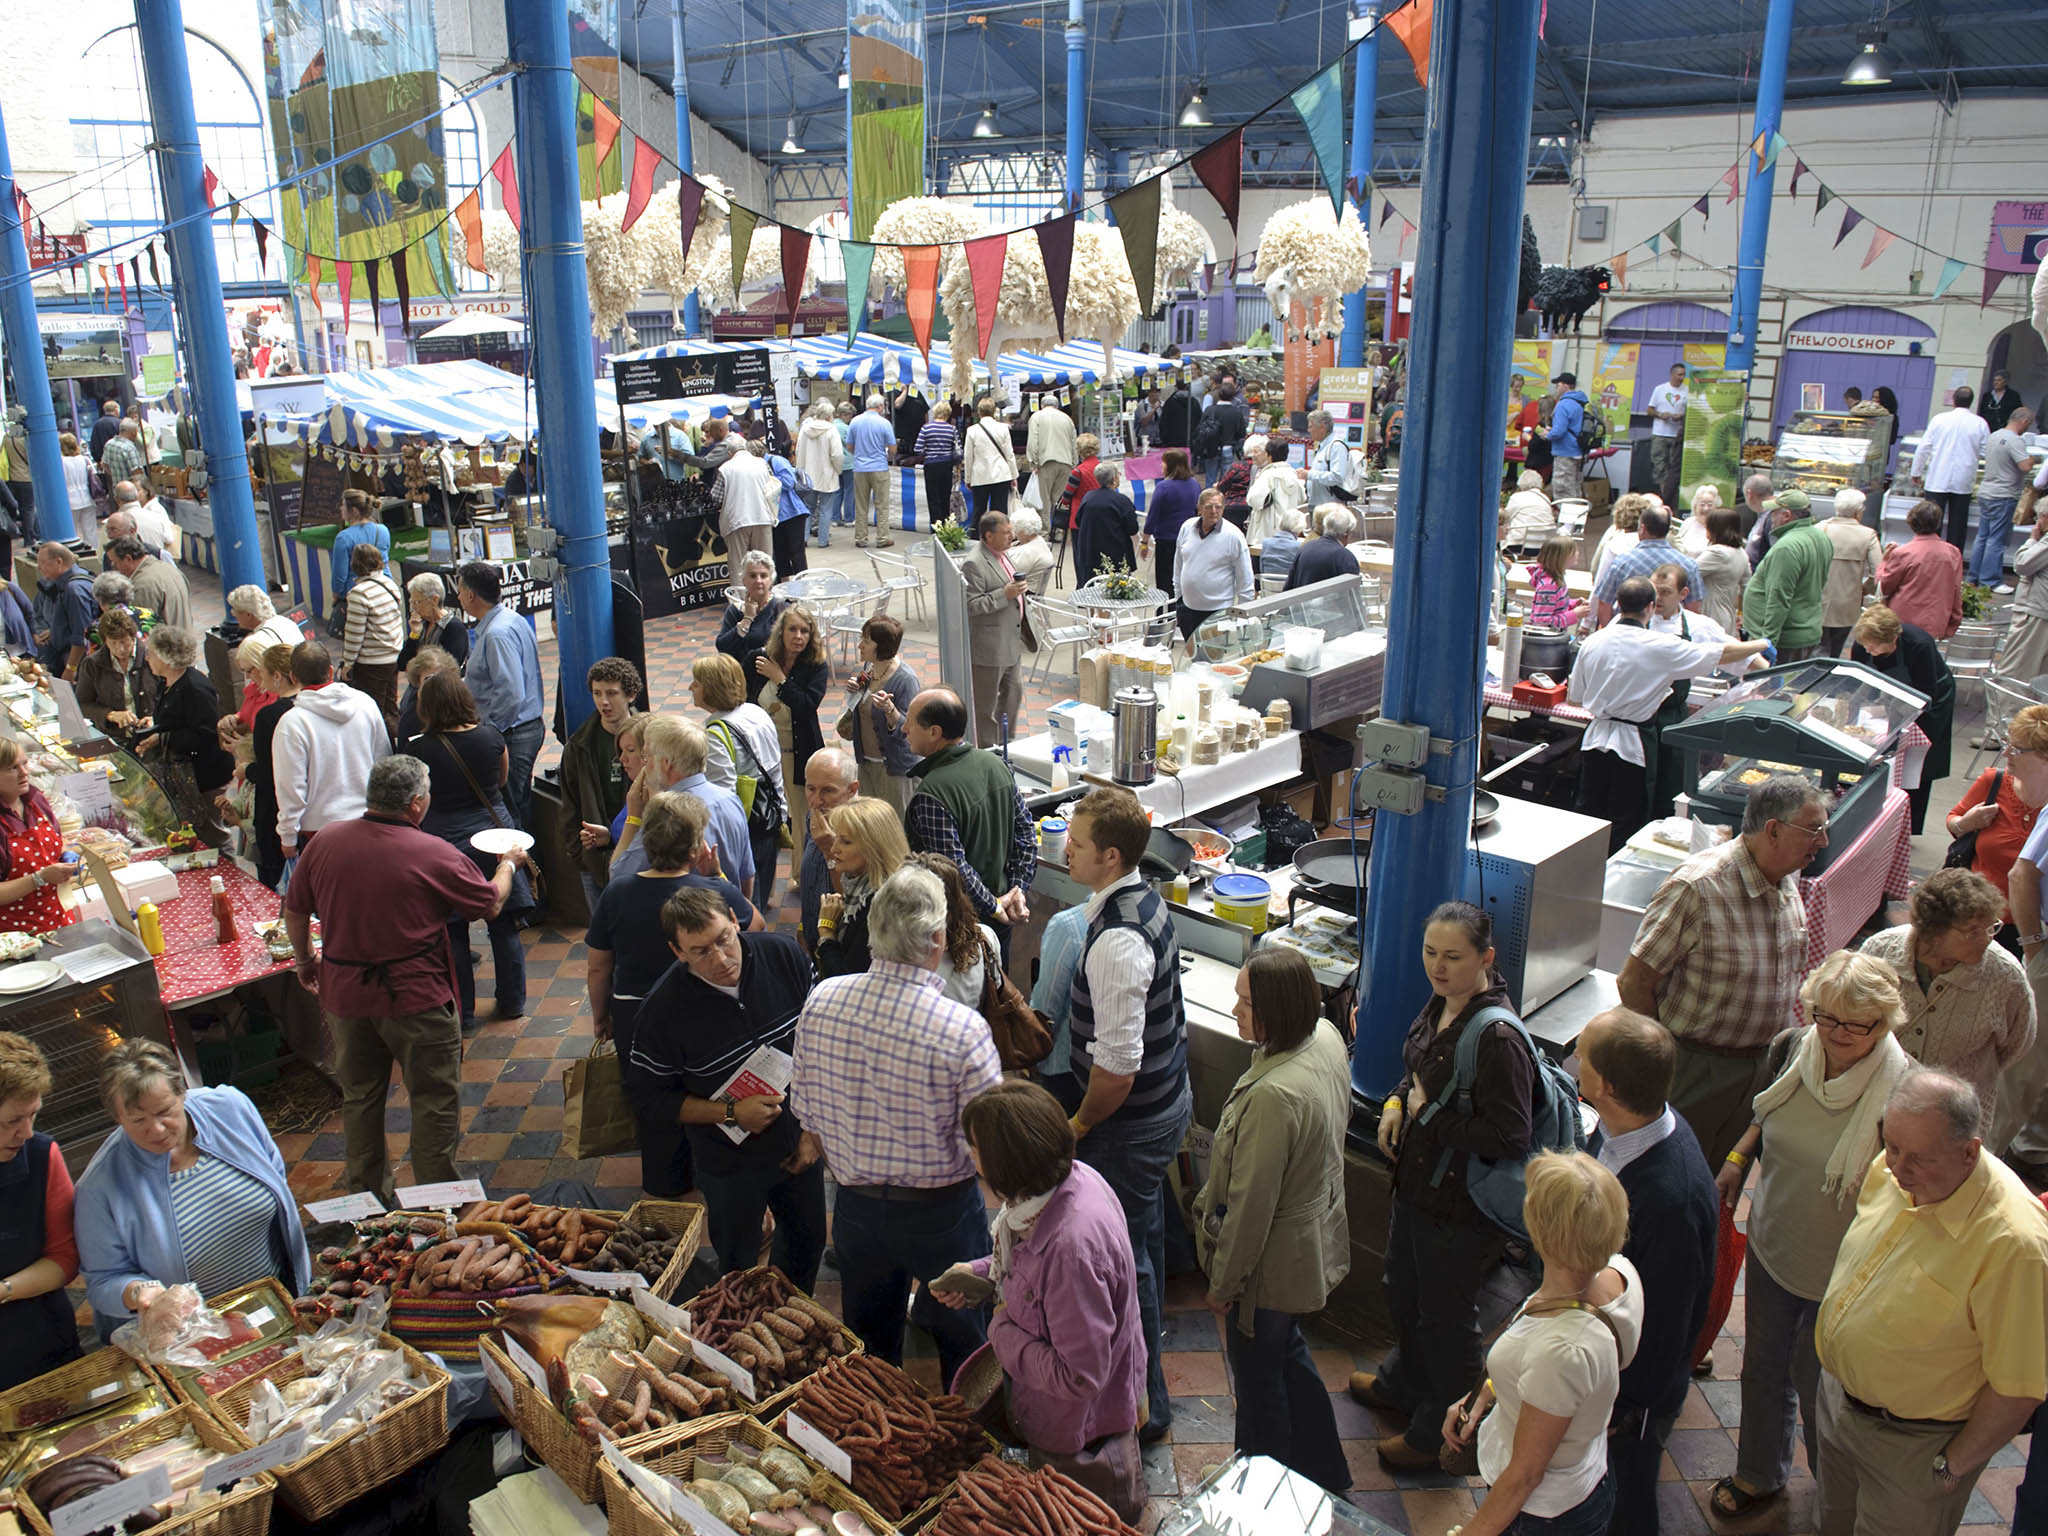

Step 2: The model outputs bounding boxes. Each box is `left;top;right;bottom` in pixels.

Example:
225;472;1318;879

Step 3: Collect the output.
713;1044;793;1144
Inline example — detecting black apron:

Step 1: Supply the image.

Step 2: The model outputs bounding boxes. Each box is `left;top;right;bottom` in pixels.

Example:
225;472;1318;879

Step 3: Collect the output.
0;1135;84;1389
1646;609;1692;817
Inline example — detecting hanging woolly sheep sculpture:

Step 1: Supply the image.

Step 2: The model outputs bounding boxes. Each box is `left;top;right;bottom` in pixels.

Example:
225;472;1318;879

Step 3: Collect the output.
1253;199;1373;343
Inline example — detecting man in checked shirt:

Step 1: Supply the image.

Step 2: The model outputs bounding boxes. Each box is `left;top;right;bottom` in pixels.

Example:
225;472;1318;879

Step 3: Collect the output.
903;689;1037;954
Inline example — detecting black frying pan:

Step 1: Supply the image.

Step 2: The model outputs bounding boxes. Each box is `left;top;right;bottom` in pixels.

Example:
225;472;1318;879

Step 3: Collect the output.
1292;791;1500;892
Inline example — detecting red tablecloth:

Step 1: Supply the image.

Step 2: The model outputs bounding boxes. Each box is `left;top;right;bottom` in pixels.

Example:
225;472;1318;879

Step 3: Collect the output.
153;863;294;1007
1798;785;1914;969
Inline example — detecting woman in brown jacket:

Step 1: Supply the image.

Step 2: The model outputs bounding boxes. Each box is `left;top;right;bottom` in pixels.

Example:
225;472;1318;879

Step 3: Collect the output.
72;607;155;735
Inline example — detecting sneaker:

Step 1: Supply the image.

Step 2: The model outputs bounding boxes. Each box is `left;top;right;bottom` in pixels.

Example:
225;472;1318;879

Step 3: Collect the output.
1997;584;2017;595
876;537;896;548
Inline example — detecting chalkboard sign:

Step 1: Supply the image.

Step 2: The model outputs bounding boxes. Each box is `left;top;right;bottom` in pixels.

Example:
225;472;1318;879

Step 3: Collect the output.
611;350;769;404
295;453;348;531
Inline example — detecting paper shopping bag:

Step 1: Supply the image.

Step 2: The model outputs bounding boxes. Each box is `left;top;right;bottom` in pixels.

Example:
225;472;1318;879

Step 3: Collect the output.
562;1040;637;1159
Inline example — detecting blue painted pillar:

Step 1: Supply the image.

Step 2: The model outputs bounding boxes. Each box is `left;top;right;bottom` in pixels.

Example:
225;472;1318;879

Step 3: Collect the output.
1725;0;1794;371
1354;0;1543;1097
1338;1;1379;368
508;0;613;734
0;107;75;542
671;0;701;339
1064;0;1086;212
134;0;263;593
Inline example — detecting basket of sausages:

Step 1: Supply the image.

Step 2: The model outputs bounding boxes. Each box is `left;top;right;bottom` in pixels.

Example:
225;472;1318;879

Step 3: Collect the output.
681;1266;862;1418
461;1194;627;1268
383;1221;560;1361
771;1355;992;1526
921;1454;1145;1536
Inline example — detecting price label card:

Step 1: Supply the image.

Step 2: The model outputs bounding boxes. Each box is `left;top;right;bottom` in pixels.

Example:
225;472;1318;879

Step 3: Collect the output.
600;1440;676;1523
200;1428;307;1490
480;1349;515;1410
664;1483;732;1536
51;1466;171;1536
563;1266;648;1293
394;1179;487;1210
783;1410;854;1482
634;1288;689;1335
305;1191;386;1223
687;1336;756;1402
502;1333;550;1396
245;1306;275;1330
87;1382;123;1403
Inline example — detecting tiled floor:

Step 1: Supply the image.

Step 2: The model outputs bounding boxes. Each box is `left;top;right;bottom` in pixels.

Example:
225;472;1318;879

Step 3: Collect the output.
202;534;2024;1534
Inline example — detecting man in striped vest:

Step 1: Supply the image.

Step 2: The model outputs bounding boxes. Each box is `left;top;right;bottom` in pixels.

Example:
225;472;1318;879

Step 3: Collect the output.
1064;786;1194;1444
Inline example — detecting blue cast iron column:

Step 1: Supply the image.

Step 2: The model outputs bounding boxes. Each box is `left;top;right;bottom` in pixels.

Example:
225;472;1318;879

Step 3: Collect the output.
1724;0;1794;371
1337;1;1379;368
671;0;701;339
1064;0;1086;211
508;0;614;734
0;103;75;543
1354;0;1543;1096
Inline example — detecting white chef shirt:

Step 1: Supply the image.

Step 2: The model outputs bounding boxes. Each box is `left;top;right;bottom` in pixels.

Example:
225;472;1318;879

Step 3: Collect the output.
1912;407;1991;496
1648;383;1687;438
1080;870;1154;1076
1567;622;1726;764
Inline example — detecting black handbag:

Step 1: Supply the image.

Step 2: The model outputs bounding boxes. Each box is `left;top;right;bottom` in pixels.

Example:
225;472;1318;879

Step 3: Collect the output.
1944;770;2002;870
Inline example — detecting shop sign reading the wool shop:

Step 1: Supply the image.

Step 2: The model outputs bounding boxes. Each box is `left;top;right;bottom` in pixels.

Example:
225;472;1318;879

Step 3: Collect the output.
1784;328;1914;356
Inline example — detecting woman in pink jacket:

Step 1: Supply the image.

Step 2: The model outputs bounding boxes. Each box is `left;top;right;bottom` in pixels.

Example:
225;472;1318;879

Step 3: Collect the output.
936;1081;1148;1523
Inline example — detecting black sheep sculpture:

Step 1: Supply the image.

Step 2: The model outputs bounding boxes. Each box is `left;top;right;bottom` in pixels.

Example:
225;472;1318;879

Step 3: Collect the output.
1532;263;1613;333
1518;216;1543;313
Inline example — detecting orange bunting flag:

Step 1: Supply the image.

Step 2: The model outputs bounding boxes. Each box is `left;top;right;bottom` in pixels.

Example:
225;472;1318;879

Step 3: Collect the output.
453;189;486;272
620;139;660;232
592;97;624;170
1611;251;1627;289
1385;0;1434;87
904;245;942;361
304;255;322;317
965;235;1008;357
338;258;354;326
1862;227;1898;269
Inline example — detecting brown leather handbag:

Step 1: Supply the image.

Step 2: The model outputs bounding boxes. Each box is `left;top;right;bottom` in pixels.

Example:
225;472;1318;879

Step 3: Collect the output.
975;936;1053;1070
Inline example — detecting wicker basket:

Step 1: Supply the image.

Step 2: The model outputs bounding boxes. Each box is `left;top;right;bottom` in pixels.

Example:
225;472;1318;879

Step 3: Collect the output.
617;1200;707;1301
156;1278;304;1406
0;1347;164;1436
16;1403;274;1536
678;1267;864;1419
387;1224;557;1360
206;1331;450;1522
596;1413;904;1536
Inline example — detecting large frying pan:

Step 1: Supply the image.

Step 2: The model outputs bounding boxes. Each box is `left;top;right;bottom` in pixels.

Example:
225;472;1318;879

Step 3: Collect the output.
1291;791;1499;894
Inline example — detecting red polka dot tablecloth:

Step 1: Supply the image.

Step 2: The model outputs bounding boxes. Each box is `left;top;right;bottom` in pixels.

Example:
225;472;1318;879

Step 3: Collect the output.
152;863;295;1007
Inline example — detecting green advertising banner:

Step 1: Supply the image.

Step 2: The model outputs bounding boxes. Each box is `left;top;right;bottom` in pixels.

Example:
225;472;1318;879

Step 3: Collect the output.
1682;367;1748;509
847;0;926;241
140;354;177;394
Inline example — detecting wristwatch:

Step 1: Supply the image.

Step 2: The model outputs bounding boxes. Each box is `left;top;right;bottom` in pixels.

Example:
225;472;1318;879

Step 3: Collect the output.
723;1099;739;1126
1933;1451;1957;1486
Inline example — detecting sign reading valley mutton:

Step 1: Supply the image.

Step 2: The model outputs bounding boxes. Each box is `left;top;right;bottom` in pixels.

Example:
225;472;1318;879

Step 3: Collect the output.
611;350;770;404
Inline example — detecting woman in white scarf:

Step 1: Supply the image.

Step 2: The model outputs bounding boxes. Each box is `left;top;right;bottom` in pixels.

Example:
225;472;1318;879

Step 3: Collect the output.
1707;950;1910;1521
1243;436;1305;546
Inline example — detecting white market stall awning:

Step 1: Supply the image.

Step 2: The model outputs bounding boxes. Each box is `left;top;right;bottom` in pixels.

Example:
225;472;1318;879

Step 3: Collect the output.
607;335;1179;392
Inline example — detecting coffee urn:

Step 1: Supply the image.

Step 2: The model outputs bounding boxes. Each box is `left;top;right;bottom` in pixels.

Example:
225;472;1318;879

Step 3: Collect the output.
1112;686;1158;786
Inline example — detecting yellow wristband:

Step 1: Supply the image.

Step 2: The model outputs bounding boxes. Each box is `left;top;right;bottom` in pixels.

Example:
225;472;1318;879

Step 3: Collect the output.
1725;1151;1749;1169
625;815;642;827
1383;1096;1402;1113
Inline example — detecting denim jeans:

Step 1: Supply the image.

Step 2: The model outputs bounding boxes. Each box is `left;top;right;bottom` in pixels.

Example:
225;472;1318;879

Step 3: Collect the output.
1510;1472;1613;1536
832;1178;991;1391
1224;1305;1348;1493
502;716;545;833
449;912;527;1022
1735;1249;1822;1494
836;469;857;525
1973;496;2018;584
1378;1203;1507;1453
1076;1081;1194;1434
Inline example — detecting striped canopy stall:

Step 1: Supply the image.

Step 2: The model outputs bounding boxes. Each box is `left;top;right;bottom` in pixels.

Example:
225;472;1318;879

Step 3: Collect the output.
608;335;1178;392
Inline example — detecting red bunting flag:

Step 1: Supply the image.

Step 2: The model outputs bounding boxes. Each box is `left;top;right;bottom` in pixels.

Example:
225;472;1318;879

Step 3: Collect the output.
453;189;486;272
115;261;127;312
964;234;1008;357
779;227;811;318
1189;129;1243;235
1861;227;1897;269
903;245;941;360
620;138;660;232
1721;163;1740;202
1385;0;1433;87
676;176;706;266
592;97;624;171
338;258;354;325
304;255;322;317
202;165;219;209
1035;215;1076;343
491;146;521;230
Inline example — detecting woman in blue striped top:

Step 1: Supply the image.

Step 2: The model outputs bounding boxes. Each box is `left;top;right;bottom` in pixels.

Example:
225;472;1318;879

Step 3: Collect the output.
915;404;960;527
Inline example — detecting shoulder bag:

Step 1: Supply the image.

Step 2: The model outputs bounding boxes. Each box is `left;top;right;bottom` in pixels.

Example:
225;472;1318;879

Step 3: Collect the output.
706;717;791;845
975;935;1053;1070
1944;770;2002;870
425;730;545;902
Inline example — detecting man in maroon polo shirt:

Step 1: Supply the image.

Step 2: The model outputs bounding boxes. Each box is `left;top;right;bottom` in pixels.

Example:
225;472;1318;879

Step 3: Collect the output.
284;754;524;1202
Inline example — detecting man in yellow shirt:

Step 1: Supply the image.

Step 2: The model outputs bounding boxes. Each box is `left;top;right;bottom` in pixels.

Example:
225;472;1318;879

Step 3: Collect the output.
1814;1069;2048;1536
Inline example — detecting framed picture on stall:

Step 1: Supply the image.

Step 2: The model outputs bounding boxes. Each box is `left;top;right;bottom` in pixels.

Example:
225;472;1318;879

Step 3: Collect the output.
484;526;518;562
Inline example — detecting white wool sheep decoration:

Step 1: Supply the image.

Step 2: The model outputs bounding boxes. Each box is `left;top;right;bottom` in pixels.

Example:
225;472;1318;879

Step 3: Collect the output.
479;209;521;291
1154;202;1210;294
868;198;989;297
698;221;820;313
478;197;651;341
1254;199;1372;342
939;221;1140;400
2034;260;2048;353
631;174;734;323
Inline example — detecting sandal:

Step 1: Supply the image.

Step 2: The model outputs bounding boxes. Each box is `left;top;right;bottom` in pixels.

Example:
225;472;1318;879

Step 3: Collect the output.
1710;1477;1782;1518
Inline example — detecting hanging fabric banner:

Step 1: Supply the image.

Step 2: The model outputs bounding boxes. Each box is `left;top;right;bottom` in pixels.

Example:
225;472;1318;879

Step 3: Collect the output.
1036;215;1076;342
1108;178;1163;315
575;87;625;199
729;207;757;304
392;253;412;335
842;240;876;347
620;138;660;232
1611;251;1627;289
491;146;522;230
1861;227;1898;269
453;189;485;271
903;244;941;359
1288;60;1346;217
846;0;926;241
676;176;706;268
1815;185;1833;217
1385;0;1433;87
1190;130;1243;236
1930;257;1967;301
964;234;1008;356
1983;268;2010;307
1834;207;1864;248
779;227;811;318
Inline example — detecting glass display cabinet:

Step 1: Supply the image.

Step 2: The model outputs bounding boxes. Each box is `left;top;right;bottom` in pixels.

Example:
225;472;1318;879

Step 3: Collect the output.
1216;574;1388;729
1771;409;1894;499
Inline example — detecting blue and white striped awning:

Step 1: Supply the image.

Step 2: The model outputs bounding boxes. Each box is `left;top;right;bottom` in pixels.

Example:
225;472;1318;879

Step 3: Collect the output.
607;335;1178;392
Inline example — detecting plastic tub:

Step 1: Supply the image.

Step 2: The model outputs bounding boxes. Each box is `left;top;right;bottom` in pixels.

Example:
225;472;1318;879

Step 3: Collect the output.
1211;872;1273;933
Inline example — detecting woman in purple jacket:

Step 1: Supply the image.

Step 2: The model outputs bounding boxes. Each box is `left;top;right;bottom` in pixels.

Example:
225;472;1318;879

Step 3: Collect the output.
1141;449;1202;596
936;1081;1148;1523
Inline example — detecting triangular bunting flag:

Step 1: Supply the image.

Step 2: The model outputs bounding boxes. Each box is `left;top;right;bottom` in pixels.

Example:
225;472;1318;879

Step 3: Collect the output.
592;97;623;170
365;254;382;317
964;234;1008;356
1815;184;1833;216
1722;164;1740;202
903;245;941;360
1036;215;1076;341
339;259;354;326
1692;193;1711;220
1751;131;1768;164
1108;177;1164;314
252;220;268;272
393;255;412;335
1834;207;1864;247
728;207;757;305
1381;199;1397;229
1611;251;1627;289
202;166;218;209
128;257;140;296
1762;132;1787;172
115;262;126;312
1647;234;1661;255
1861;227;1897;269
1983;268;2009;307
491;145;521;230
778;227;811;318
1189;130;1242;234
676;176;706;267
453;189;486;272
1384;0;1434;87
425;232;457;299
1789;158;1807;195
841;240;876;347
1666;220;1683;252
1931;257;1966;301
304;255;322;318
1288;60;1346;216
226;197;241;228
146;243;161;288
620;138;660;232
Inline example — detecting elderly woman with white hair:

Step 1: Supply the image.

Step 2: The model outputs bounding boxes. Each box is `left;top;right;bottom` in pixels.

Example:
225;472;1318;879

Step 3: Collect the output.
1501;470;1555;556
136;628;234;815
715;549;788;705
1282;504;1362;591
91;569;146;627
1006;507;1058;595
1708;950;1913;1520
396;572;467;673
1676;484;1722;558
227;583;306;655
1245;435;1306;546
1261;506;1307;585
1820;488;1881;657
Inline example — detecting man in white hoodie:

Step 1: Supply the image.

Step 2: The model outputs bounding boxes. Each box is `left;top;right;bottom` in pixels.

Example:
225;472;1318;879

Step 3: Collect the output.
274;640;391;858
794;401;844;549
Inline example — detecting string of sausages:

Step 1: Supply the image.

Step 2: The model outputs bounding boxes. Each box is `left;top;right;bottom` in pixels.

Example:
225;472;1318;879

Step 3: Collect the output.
929;1455;1144;1536
787;1355;987;1519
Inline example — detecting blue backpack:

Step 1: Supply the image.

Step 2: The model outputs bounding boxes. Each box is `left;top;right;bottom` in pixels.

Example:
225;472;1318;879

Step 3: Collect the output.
1419;1004;1588;1239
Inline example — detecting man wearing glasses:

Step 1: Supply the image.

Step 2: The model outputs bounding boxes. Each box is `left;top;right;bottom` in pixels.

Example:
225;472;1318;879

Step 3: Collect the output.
1619;775;1829;1164
1990;705;2048;1166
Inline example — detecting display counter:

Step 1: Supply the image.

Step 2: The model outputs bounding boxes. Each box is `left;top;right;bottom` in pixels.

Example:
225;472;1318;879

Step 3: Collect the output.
1773;408;1894;500
1008;729;1302;821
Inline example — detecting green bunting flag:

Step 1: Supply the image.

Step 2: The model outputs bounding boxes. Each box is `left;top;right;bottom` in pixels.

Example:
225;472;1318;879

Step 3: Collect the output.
841;240;876;348
1666;220;1683;253
1108;177;1164;315
1288;59;1346;217
1815;185;1833;216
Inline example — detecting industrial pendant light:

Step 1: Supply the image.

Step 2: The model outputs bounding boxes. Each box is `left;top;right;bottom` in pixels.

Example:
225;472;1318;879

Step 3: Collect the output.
781;118;805;153
972;102;1000;137
837;51;850;89
1179;84;1210;127
1842;28;1892;85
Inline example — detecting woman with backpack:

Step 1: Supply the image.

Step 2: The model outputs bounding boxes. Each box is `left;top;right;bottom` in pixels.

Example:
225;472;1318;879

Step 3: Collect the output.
1350;901;1539;1476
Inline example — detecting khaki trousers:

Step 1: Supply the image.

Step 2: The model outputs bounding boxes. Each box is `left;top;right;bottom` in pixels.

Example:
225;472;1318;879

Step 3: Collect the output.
852;471;890;538
1815;1372;1979;1536
1670;1040;1768;1166
1995;946;2048;1157
971;660;1024;749
331;1004;462;1204
1034;461;1073;523
856;759;911;817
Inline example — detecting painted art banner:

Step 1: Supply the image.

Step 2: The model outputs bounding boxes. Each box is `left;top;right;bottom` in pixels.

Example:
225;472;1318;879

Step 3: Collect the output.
1682;367;1747;510
847;0;926;242
1587;342;1639;441
1986;200;2048;274
1507;341;1554;391
1683;342;1727;371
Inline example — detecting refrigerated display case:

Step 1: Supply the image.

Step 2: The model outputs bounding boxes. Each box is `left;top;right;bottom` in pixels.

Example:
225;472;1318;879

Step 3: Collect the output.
1217;574;1389;729
1771;409;1894;500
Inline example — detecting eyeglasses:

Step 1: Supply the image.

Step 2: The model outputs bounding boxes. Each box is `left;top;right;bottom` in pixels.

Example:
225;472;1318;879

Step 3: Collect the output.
1774;817;1830;843
1811;1009;1883;1035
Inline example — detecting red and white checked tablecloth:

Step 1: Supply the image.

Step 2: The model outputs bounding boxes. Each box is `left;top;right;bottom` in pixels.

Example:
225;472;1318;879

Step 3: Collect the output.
1798;785;1914;970
153;862;295;1007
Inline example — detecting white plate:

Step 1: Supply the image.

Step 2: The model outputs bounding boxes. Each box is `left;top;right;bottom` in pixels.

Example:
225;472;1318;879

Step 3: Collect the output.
0;962;65;995
470;829;536;856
